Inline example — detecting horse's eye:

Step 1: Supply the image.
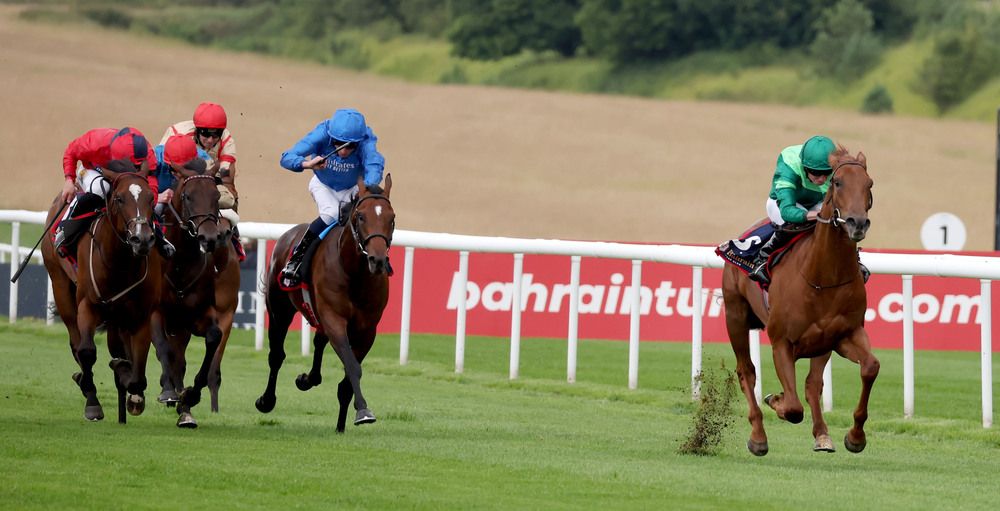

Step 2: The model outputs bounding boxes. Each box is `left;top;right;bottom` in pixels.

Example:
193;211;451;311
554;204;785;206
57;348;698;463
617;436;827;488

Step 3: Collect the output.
357;213;365;223
181;193;189;202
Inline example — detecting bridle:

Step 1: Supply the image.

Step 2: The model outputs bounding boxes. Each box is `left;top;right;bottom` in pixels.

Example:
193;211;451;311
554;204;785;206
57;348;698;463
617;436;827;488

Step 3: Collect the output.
814;159;869;227
88;172;152;304
164;174;221;238
348;194;393;257
805;159;871;290
107;172;154;246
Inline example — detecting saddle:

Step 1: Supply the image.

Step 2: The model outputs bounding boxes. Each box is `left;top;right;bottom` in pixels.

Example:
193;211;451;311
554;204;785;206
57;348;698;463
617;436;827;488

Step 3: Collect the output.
54;193;106;259
716;220;813;287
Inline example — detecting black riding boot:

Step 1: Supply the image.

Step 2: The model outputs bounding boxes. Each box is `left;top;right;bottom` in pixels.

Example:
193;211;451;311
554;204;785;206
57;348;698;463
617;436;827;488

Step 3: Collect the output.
54;192;101;256
154;224;176;259
281;230;320;286
748;227;796;284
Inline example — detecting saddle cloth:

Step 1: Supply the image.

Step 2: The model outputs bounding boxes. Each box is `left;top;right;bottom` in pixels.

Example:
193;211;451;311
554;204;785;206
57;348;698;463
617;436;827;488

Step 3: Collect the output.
715;220;775;274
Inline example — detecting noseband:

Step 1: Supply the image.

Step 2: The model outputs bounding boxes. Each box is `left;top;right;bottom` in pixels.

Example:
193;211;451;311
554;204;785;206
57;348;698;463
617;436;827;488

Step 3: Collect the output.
348;194;393;256
165;175;221;237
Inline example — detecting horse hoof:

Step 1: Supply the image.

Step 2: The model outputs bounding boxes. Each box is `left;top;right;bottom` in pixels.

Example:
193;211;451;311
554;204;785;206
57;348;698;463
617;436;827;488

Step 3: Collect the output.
177;412;198;429
813;434;835;452
763;394;775;407
157;389;180;405
255;395;275;414
127;393;145;416
84;405;104;422
844;433;867;453
746;438;768;457
354;409;376;426
295;373;313;391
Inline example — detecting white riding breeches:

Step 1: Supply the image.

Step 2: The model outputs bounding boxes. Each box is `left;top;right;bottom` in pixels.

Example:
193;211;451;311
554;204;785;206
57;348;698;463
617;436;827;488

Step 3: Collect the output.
79;168;111;198
765;198;821;226
308;175;358;225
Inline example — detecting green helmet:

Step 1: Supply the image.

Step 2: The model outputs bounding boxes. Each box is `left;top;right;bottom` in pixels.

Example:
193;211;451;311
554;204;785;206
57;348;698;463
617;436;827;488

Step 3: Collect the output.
800;135;835;172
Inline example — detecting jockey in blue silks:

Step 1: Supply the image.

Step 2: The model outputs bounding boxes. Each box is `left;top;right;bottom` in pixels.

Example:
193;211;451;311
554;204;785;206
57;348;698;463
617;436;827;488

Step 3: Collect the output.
278;108;386;286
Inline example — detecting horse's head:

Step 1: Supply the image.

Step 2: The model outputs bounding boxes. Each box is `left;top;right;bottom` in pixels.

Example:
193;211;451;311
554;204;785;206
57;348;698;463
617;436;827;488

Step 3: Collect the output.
172;158;225;253
103;159;156;256
350;173;394;274
820;146;873;242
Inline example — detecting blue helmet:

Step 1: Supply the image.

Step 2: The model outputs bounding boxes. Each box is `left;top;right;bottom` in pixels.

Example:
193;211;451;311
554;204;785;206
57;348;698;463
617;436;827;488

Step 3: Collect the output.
326;108;367;143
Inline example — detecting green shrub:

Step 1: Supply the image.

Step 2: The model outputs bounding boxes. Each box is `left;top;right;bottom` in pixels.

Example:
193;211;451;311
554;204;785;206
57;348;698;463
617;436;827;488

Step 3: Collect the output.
809;0;883;82
861;84;894;114
81;8;132;30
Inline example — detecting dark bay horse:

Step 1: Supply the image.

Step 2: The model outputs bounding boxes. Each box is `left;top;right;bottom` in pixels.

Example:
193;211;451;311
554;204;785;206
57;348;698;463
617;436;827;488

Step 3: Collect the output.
40;161;163;423
256;174;394;432
721;146;878;456
156;160;240;428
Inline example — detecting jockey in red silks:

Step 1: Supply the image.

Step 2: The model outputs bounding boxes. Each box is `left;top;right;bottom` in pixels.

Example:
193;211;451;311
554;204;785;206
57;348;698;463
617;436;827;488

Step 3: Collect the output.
54;126;174;258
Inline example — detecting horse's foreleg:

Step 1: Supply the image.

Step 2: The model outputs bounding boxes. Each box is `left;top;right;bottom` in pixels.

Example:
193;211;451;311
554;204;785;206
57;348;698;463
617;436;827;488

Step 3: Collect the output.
181;323;222;411
208;308;236;413
806;353;834;452
124;320;153;419
74;302;103;421
152;314;178;405
335;376;352;433
768;340;804;424
325;320;376;429
106;326;130;424
837;330;880;453
296;332;328;391
255;305;292;414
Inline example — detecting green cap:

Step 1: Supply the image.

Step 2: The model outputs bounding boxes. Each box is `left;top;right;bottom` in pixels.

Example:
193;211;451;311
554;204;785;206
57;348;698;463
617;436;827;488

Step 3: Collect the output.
800;135;835;172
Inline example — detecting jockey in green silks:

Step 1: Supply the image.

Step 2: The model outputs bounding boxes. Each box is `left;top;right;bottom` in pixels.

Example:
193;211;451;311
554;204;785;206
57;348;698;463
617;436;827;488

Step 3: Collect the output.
748;135;869;284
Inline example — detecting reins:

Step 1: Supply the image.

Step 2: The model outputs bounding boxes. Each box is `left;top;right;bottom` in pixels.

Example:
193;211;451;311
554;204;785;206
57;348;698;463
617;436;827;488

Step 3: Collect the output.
162;174;221;297
348;194;393;257
800;158;868;291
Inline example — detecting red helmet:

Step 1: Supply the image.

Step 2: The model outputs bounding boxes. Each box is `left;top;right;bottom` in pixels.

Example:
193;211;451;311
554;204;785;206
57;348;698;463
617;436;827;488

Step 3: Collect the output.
164;135;198;165
109;127;150;166
193;102;227;129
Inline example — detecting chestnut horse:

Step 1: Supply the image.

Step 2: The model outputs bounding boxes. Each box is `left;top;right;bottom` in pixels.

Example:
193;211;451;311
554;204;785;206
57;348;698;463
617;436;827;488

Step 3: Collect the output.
156;160;240;428
40;161;163;424
721;146;878;456
255;174;394;432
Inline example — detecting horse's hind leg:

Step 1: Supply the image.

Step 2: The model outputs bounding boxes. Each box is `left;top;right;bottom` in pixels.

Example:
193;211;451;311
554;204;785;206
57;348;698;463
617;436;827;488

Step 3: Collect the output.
723;284;768;455
837;330;880;453
806;353;834;452
255;290;295;413
295;332;328;391
153;319;179;405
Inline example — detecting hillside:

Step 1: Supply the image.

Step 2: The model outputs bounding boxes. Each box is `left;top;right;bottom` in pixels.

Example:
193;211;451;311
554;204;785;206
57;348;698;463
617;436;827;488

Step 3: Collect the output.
0;6;995;250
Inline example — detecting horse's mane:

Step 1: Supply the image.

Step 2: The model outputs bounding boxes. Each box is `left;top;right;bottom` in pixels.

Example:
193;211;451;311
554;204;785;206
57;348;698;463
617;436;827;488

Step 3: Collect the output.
183;157;208;175
364;183;385;195
105;159;139;174
828;144;862;169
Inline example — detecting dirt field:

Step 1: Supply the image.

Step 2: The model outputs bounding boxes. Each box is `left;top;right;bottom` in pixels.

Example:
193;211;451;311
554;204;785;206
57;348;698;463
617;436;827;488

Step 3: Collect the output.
1;7;996;250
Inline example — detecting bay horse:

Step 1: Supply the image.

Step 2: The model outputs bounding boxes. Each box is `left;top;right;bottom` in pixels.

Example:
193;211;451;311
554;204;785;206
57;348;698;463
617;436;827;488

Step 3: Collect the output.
155;159;240;428
40;160;163;424
255;174;394;432
721;146;878;456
